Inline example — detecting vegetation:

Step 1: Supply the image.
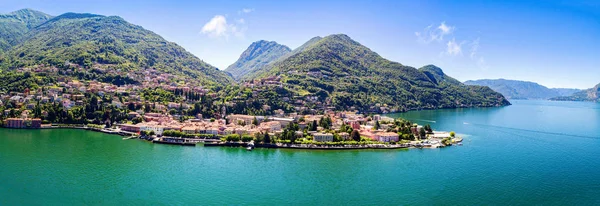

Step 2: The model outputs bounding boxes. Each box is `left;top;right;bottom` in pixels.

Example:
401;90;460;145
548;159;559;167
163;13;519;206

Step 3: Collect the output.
0;9;53;52
0;11;233;87
244;34;510;112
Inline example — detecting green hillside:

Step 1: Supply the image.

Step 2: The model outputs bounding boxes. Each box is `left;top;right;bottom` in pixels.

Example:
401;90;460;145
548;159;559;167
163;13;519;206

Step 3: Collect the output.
0;9;53;52
245;34;510;111
0;11;233;86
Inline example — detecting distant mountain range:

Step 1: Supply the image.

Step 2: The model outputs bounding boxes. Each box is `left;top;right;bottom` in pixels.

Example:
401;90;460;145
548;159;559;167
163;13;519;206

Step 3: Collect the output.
225;40;290;81
229;34;510;111
464;79;581;100
550;83;600;102
0;9;233;86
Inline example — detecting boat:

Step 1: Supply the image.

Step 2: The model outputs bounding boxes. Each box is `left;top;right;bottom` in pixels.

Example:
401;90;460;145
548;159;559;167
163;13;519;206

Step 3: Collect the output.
152;137;196;146
247;142;255;151
246;146;253;151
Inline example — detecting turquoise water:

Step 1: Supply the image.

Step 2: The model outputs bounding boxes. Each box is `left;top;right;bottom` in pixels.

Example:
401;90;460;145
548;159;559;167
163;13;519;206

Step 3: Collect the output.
1;100;600;205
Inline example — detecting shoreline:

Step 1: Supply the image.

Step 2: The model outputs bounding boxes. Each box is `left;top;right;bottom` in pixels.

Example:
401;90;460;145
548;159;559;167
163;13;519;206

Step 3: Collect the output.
0;127;459;150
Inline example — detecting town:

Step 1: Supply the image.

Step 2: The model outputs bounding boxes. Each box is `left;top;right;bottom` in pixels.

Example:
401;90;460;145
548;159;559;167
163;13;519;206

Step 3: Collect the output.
0;64;461;149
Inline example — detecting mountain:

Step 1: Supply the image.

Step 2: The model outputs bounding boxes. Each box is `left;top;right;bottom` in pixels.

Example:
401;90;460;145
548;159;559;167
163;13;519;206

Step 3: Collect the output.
463;79;581;100
0;10;233;86
225;40;290;81
274;36;322;63
244;34;510;112
551;83;600;102
0;9;53;52
551;88;582;97
238;36;323;81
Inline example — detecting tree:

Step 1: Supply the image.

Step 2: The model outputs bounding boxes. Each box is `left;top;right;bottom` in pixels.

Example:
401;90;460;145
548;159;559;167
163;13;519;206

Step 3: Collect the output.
450;131;456;137
132;116;143;124
226;134;241;142
252;117;258;126
424;124;433;133
241;135;253;142
419;127;426;139
290;131;297;143
264;133;271;144
401;134;412;140
319;116;332;129
127;102;135;111
310;120;318;131
351;130;361;141
144;103;151;113
254;132;264;143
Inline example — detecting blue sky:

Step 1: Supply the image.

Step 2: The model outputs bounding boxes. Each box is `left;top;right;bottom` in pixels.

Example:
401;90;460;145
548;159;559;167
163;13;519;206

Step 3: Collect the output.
2;0;599;89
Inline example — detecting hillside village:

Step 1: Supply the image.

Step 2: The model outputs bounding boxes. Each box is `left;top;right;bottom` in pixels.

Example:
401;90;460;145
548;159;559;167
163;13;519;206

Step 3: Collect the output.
0;64;457;147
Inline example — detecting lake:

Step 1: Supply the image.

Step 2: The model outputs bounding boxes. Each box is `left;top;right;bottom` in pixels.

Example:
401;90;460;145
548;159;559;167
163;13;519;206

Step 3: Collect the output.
1;100;599;205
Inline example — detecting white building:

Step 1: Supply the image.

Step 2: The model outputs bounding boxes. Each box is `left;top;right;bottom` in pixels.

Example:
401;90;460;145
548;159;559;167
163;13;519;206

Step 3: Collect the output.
313;133;334;142
140;125;164;135
375;132;399;142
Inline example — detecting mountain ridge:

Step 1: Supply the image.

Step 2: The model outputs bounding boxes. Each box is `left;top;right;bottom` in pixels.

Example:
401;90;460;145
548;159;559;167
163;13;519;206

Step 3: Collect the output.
241;34;510;112
225;40;290;81
0;10;233;86
464;79;581;100
0;9;53;52
551;83;600;102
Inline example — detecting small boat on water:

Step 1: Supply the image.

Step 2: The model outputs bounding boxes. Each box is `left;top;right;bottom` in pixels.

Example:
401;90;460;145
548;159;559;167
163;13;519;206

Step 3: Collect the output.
457;142;463;146
246;146;253;151
153;137;196;146
247;142;255;151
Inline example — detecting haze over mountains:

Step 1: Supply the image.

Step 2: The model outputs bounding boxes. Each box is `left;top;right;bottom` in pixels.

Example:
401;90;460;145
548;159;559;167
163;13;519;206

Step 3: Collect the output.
1;8;510;112
225;40;290;81
464;79;581;100
551;83;600;102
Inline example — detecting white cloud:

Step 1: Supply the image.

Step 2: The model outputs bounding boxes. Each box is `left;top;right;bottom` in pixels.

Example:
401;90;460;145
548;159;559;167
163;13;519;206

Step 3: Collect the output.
445;39;463;56
236;18;245;24
416;22;455;43
470;38;480;59
201;15;246;39
477;57;489;71
438;22;453;35
240;8;254;14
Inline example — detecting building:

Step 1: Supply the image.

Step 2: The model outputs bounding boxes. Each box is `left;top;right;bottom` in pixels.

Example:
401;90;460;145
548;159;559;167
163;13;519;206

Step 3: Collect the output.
128;112;140;119
375;132;399;142
119;124;140;133
227;114;264;125
260;121;282;132
4;118;42;128
206;127;219;135
338;132;350;140
182;126;197;134
267;117;294;127
140;125;165;135
349;121;361;130
313;133;334;142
